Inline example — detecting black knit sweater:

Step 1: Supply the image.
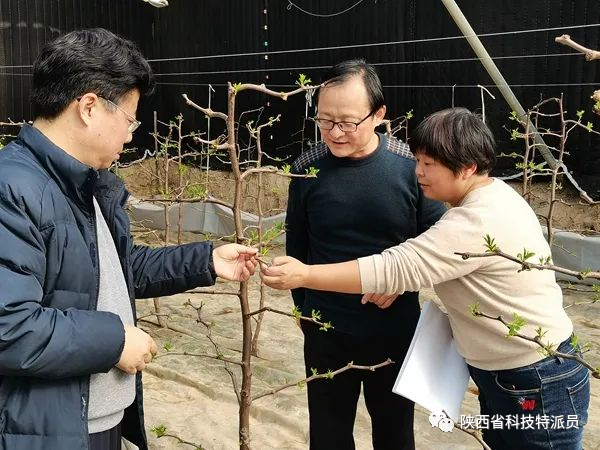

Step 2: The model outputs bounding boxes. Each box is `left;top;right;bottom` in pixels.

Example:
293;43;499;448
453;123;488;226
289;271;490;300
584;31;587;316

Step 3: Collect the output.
286;133;446;336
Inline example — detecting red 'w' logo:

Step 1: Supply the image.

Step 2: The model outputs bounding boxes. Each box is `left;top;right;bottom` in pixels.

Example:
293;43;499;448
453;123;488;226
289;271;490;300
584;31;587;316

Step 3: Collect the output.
520;399;536;411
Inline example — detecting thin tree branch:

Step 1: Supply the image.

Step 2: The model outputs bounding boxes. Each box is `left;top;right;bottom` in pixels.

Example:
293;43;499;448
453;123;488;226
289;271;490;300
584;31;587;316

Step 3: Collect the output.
0;120;27;126
185;299;242;403
246;306;333;330
252;358;393;401
239;166;318;182
448;411;492;450
474;311;599;378
455;250;600;280
182;93;228;121
187;288;241;296
555;34;600;61
154;351;242;366
154;431;206;449
236;83;320;100
194;137;230;150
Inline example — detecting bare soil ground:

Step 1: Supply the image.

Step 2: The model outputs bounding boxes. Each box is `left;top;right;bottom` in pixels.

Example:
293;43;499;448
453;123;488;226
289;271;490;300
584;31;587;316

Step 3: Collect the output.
119;161;290;217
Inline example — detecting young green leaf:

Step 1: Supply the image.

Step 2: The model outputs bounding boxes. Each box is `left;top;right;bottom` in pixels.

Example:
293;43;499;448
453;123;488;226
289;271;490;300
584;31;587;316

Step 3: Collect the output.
292;305;302;318
311;309;322;321
319;321;333;332
469;302;481;316
517;248;535;262
483;234;499;252
506;313;526;337
151;425;167;437
535;327;548;340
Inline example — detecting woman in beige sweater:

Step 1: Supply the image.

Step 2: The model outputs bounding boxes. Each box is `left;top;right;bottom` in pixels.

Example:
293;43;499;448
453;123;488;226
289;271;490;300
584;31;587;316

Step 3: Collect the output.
262;108;589;449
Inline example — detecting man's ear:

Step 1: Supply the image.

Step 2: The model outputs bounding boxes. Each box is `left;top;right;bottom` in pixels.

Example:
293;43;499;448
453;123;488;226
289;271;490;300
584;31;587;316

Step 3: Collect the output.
76;93;100;126
373;105;386;125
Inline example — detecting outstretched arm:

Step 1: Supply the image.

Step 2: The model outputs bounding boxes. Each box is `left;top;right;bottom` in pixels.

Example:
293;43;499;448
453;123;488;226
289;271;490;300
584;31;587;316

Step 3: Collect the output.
131;242;257;298
260;256;361;293
262;207;487;306
260;256;409;310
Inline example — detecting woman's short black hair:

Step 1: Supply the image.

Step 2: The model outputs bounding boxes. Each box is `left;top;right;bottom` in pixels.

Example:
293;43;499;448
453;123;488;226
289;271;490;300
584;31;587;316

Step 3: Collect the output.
31;28;155;119
411;107;497;175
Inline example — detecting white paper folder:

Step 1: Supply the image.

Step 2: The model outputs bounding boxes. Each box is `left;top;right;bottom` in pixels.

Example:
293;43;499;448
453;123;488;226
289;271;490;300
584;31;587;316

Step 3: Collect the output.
392;301;470;422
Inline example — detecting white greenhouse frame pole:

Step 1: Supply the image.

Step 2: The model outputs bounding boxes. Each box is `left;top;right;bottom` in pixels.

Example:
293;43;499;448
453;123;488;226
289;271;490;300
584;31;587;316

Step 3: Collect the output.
441;0;558;169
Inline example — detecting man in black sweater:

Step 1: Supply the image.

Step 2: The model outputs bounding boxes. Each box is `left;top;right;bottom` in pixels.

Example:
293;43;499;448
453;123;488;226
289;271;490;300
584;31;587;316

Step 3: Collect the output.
286;59;446;449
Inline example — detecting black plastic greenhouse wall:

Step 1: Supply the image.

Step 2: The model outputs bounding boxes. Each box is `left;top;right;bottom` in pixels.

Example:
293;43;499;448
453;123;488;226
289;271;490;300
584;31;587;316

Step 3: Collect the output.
0;0;154;119
1;1;599;197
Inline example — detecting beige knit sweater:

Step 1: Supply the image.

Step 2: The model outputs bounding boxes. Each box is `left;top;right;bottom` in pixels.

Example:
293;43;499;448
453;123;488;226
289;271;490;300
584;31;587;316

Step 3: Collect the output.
358;178;572;370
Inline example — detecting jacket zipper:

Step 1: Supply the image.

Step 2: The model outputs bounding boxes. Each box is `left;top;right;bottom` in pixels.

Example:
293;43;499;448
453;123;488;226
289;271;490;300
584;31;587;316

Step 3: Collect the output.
106;185;135;302
82;200;100;431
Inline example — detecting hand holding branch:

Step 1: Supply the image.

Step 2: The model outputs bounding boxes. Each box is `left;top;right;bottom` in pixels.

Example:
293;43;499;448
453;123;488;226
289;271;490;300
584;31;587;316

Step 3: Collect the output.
213;244;258;281
260;256;309;289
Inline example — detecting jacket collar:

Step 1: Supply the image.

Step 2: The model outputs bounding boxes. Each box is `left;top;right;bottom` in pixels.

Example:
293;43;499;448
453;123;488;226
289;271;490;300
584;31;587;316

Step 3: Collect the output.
17;124;122;208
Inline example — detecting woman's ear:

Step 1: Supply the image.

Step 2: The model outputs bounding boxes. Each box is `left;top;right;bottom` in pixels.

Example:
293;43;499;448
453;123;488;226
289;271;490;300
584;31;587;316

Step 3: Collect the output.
460;163;478;179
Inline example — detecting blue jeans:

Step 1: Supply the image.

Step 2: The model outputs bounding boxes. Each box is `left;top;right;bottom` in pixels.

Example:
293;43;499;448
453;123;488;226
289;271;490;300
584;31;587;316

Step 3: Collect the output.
468;337;590;450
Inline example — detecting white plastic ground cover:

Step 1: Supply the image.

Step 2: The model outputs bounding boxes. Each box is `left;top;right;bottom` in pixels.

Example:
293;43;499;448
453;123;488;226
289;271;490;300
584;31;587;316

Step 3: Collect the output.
543;228;600;285
127;196;599;285
127;195;286;241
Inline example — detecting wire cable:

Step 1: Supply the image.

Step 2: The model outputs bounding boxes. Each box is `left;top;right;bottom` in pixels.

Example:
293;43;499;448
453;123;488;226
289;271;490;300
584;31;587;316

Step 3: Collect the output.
2;51;581;76
0;64;33;69
286;0;366;18
155;82;600;89
145;23;600;63
151;52;580;77
0;23;597;70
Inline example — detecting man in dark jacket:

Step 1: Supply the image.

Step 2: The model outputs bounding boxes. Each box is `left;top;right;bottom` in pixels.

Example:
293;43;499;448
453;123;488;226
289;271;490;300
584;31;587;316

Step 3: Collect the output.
0;28;257;450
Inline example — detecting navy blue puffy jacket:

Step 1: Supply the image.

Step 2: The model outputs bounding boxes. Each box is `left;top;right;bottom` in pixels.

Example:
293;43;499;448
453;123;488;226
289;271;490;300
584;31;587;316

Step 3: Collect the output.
0;125;217;450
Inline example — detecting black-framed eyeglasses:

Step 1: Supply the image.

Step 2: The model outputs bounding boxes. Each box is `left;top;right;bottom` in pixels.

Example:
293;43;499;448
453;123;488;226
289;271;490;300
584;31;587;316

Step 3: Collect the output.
311;111;374;133
98;96;141;134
